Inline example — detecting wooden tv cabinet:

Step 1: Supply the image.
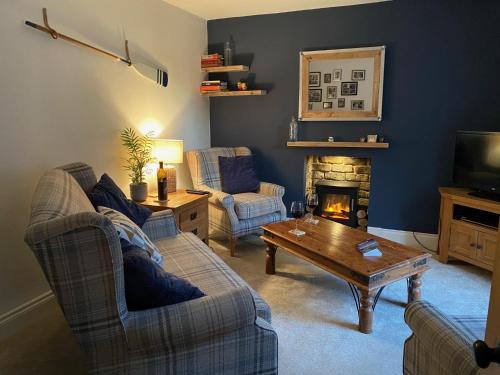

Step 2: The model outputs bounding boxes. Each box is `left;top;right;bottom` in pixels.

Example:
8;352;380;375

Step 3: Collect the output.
438;187;500;271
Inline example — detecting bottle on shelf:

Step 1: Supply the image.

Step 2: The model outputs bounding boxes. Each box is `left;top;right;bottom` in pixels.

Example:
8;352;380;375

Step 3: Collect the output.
157;161;168;202
289;116;298;142
224;41;233;66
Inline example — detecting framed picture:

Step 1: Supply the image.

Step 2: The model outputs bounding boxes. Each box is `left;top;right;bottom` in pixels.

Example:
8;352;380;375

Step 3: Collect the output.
351;70;366;81
351;100;365;110
308;72;321;87
308;89;322;102
323;102;333;109
326;86;337;99
298;46;385;121
341;82;358;96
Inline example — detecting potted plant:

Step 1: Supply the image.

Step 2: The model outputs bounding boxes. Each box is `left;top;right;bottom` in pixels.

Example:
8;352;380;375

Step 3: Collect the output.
120;128;154;202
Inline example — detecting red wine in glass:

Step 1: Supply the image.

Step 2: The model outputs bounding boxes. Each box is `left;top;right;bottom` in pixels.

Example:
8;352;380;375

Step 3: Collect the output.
290;201;305;236
306;193;319;223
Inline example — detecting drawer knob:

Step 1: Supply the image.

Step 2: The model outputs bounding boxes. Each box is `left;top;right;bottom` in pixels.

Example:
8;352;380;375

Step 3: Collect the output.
190;212;197;221
470;243;476;248
191;228;198;235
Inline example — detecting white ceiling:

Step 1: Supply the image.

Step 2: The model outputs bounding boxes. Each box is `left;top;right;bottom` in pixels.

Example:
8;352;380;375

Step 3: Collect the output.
164;0;389;20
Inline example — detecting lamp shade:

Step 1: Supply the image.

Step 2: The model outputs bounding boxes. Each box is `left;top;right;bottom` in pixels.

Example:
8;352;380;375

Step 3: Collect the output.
153;139;183;164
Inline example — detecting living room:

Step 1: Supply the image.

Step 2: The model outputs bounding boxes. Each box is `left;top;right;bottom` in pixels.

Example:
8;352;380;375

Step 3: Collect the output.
1;0;500;374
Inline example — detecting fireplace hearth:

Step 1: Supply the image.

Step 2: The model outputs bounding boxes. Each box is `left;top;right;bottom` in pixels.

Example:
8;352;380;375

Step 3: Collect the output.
315;181;359;228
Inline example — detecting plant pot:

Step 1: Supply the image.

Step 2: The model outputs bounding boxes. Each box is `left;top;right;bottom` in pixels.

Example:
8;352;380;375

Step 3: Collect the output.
130;182;148;202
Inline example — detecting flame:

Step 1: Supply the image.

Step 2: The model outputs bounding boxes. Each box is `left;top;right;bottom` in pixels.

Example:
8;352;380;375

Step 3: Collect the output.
321;195;350;220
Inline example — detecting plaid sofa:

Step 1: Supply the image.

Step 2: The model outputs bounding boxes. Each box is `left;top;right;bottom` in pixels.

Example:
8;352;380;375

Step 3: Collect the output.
186;147;287;256
404;301;485;375
24;162;278;375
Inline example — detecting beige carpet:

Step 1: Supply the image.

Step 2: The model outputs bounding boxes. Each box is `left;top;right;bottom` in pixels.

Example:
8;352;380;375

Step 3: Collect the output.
0;234;491;374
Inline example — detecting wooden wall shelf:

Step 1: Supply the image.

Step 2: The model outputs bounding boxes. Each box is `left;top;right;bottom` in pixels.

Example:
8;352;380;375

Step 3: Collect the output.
201;90;267;97
287;141;389;149
201;65;249;73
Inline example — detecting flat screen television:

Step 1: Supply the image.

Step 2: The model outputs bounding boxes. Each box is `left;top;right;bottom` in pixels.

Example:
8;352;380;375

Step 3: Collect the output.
453;131;500;200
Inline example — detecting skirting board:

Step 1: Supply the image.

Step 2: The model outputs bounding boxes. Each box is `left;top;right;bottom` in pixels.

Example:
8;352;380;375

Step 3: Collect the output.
368;226;438;253
0;290;54;329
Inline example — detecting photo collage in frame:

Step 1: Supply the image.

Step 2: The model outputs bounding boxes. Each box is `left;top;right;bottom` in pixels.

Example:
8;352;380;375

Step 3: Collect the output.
299;46;385;121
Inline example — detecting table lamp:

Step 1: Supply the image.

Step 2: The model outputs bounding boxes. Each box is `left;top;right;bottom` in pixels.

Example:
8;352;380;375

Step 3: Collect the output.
153;139;183;193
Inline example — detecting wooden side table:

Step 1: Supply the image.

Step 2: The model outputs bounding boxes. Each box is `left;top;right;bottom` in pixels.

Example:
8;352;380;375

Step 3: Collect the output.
141;190;209;245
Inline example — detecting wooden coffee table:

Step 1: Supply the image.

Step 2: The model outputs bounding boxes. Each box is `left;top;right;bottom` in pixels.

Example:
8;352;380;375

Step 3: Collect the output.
261;217;431;334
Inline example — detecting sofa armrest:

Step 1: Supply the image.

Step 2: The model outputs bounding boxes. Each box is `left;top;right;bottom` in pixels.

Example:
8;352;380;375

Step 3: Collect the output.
126;287;256;350
199;185;234;209
258;182;285;198
141;209;178;240
404;301;479;374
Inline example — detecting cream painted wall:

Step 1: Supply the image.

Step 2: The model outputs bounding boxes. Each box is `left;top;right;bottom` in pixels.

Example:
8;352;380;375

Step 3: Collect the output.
0;0;209;315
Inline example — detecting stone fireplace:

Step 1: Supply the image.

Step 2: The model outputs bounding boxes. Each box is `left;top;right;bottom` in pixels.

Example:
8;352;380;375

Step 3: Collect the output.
305;156;371;229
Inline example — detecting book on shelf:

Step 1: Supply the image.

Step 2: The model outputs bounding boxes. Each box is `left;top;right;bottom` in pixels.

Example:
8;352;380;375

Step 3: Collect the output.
200;85;227;91
201;53;222;60
201;53;223;68
201;62;223;68
201;80;226;86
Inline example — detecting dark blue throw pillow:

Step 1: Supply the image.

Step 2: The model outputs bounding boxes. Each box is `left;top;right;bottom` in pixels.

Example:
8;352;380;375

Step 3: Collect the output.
88;174;152;227
219;155;260;195
123;249;205;311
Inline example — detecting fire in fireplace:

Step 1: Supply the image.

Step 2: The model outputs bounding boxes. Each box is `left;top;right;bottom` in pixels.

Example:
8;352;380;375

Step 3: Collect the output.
322;194;352;220
315;181;359;228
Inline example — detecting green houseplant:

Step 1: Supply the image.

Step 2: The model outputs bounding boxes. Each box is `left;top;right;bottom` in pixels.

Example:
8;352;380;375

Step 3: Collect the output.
120;128;154;202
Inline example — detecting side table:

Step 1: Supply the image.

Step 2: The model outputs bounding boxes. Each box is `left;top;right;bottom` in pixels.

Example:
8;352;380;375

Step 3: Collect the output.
141;190;209;245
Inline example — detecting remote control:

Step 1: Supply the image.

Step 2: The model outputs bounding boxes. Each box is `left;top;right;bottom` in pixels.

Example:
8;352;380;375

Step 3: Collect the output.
186;189;209;195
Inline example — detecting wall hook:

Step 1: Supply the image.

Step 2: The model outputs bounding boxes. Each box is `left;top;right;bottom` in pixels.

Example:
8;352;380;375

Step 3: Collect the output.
42;8;58;39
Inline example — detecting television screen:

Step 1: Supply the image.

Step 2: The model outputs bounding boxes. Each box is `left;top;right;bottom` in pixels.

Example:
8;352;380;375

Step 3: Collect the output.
453;131;500;193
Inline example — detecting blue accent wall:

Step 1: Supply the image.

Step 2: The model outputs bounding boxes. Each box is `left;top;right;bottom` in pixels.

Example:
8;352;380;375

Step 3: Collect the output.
207;0;500;233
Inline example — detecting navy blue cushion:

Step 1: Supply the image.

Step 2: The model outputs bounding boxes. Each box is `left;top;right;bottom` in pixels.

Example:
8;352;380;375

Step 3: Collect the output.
219;155;260;195
88;174;152;227
123;249;205;311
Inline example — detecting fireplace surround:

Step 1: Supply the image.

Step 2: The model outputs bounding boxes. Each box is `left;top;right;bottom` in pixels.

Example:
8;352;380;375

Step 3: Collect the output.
305;156;371;229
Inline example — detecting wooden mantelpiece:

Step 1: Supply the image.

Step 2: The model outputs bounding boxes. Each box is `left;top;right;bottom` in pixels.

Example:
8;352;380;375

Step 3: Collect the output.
438;187;500;271
287;141;389;149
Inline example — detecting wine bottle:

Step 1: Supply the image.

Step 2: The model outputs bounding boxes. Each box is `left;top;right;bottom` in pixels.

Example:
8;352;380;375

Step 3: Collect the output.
157;161;168;202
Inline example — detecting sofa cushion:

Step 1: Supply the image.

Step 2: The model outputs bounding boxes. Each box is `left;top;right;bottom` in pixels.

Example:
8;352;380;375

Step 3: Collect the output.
219;155;260;195
123;248;205;311
88;173;152;227
98;206;163;265
233;193;282;220
155;232;272;323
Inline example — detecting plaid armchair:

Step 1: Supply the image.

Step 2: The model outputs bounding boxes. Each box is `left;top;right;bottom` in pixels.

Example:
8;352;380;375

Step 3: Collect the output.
404;301;485;375
186;147;287;256
24;162;278;374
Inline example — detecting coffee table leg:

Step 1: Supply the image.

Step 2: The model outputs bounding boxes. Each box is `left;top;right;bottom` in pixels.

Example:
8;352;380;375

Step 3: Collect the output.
265;243;277;275
408;273;423;304
359;290;376;334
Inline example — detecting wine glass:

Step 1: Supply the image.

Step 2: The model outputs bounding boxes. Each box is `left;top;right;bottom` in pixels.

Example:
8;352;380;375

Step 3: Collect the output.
305;193;318;223
289;201;305;236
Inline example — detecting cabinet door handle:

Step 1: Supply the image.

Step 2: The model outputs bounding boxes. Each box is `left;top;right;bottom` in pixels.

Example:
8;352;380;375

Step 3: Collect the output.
470;243;476;248
477;244;482;250
190;212;197;221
